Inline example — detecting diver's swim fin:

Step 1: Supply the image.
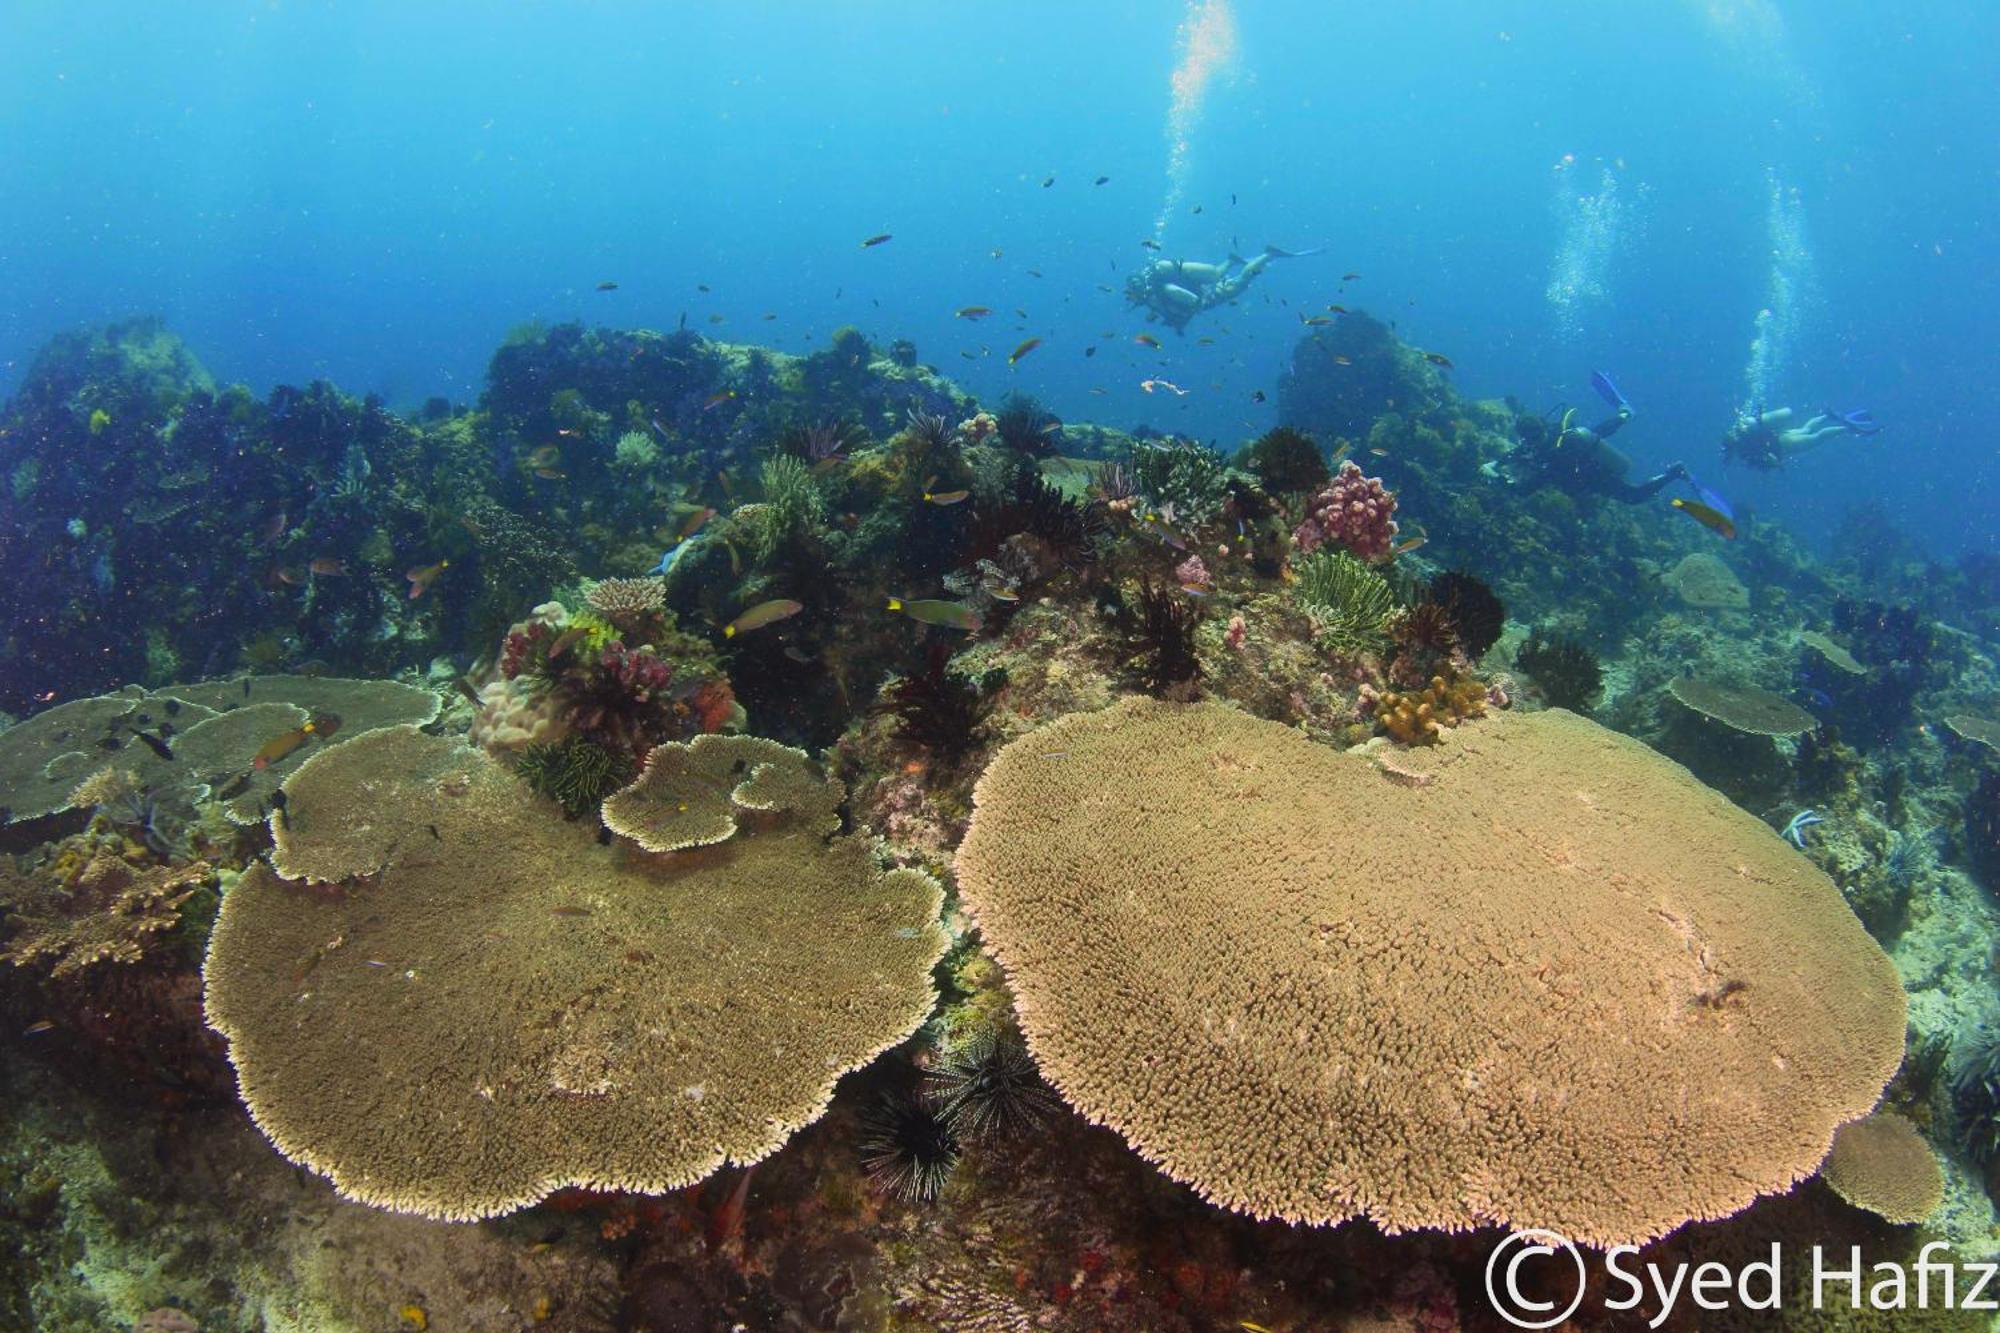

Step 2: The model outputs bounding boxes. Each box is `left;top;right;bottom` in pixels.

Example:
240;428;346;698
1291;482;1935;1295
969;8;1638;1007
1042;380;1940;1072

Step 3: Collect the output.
1589;369;1631;415
1828;406;1882;436
1262;245;1324;259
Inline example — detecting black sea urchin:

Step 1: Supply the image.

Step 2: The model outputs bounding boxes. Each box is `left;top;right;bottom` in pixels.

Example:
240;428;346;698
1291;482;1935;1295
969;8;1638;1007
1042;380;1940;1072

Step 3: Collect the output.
926;1029;1060;1140
1429;570;1506;660
859;1090;960;1203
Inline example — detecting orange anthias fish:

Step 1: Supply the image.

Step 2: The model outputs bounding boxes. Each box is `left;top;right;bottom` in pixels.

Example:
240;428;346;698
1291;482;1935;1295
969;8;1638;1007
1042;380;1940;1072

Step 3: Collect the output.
406;559;449;599
1007;337;1042;366
724;599;804;638
1671;497;1738;539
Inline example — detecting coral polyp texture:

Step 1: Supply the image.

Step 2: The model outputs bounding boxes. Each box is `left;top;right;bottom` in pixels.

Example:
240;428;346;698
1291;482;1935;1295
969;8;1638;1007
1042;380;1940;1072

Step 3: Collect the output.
202;726;946;1221
1819;1111;1944;1225
1291;460;1398;561
953;697;1905;1247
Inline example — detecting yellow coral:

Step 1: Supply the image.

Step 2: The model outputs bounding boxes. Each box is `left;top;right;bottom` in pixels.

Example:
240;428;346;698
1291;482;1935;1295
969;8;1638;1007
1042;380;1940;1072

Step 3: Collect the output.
1373;673;1486;745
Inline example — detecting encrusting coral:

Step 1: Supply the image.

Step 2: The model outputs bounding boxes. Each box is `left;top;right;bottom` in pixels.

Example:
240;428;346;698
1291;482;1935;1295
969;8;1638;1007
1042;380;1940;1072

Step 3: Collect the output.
953;697;1905;1247
203;726;947;1221
1819;1111;1944;1225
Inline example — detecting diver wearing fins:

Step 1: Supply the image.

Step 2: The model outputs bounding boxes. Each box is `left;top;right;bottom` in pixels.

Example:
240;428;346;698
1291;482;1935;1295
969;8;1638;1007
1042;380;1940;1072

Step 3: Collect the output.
1496;371;1687;504
1126;244;1321;333
1721;405;1881;471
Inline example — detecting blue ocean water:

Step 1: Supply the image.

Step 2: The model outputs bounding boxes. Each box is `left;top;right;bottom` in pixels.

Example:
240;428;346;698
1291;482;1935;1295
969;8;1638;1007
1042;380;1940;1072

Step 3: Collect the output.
1;1;1992;556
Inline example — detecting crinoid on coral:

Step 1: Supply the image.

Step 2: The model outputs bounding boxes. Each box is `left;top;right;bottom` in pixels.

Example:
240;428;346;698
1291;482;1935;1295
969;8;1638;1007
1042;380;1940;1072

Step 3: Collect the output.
1126;436;1234;528
1121;578;1203;699
514;736;636;818
494;602;734;762
902;405;957;457
1088;459;1140;509
993;391;1062;458
1366;673;1487;746
755;453;828;558
926;1028;1059;1141
1234;424;1330;496
1427;570;1506;660
1954;1027;2000;1167
954;699;1905;1246
859;1087;961;1204
1290;547;1394;656
583;575;667;639
968;467;1107;578
778;417;860;468
1516;630;1602;713
1387;599;1459;677
869;642;991;766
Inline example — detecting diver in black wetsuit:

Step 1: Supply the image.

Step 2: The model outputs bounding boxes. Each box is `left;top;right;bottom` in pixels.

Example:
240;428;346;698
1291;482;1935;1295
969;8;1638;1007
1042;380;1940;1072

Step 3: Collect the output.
1509;405;1687;503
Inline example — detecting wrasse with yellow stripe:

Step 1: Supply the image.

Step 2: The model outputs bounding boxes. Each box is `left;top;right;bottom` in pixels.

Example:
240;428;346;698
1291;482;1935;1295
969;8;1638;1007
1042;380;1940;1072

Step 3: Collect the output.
723;599;804;638
886;597;982;632
1671;497;1738;539
1007;337;1042;366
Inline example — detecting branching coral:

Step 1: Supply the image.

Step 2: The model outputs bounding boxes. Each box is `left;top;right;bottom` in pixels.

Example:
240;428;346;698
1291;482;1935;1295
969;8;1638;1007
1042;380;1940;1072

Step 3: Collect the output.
1126;437;1232;528
1366;673;1488;746
1;852;211;978
583;576;667;638
1290;548;1394;655
1292;460;1398;560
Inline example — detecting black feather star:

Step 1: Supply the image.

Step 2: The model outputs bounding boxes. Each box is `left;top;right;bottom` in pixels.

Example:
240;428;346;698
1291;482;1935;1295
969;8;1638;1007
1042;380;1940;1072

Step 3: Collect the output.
926;1029;1060;1140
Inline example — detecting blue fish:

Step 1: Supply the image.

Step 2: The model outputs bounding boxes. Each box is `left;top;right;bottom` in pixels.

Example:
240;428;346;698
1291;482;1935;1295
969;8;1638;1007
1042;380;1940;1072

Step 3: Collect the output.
649;542;694;577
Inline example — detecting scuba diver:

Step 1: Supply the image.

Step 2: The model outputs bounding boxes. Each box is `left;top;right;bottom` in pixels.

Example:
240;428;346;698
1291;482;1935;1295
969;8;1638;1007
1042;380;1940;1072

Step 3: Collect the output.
1499;371;1688;503
1721;405;1882;471
1125;244;1321;333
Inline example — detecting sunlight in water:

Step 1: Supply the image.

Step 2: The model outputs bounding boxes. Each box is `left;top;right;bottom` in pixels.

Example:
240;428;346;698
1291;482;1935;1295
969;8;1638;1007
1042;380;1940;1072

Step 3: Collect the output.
1545;165;1630;349
1157;0;1238;238
1743;169;1816;413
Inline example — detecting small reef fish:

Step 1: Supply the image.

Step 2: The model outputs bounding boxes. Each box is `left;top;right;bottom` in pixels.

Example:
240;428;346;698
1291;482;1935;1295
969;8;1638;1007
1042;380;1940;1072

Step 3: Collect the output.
1083;346;1097;358
990;247;1003;258
1332;354;1353;366
724;599;804;638
1007;338;1042;366
1423;351;1454;369
955;306;992;320
1251;390;1267;403
1343;271;1362;281
1300;314;1333;326
594;281;618;292
526;444;562;468
923;487;970;505
886;597;982;632
1133;333;1162;349
308;557;346;576
134;731;175;762
533;466;566;481
405;559;449;599
253;718;321;770
1094;175;1110;185
860;233;893;247
1326;304;1348;314
23;1020;55;1036
1140;379;1188;396
1671;497;1738;540
701;390;736;411
1140;239;1162;251
1390;535;1427;556
706;314;726;325
674;506;717;542
260;511;289;545
1025;269;1043;279
1041;175;1055;188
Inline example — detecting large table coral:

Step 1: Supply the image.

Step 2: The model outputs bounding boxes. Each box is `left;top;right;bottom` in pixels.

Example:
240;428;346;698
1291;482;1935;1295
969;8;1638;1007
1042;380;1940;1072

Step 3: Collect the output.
953;697;1906;1248
203;727;946;1221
